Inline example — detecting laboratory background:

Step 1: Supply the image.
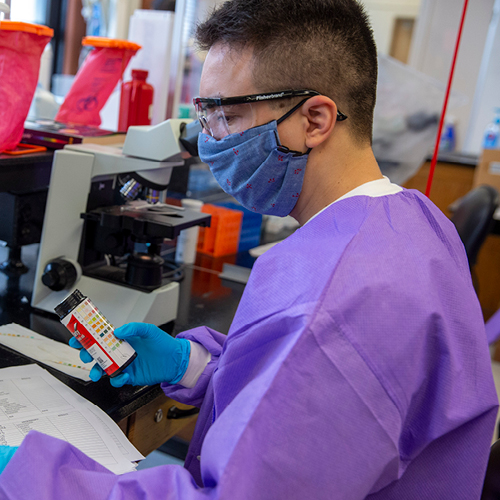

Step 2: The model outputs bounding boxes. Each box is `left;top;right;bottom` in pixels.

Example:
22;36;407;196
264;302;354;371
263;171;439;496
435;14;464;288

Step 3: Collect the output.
1;0;500;488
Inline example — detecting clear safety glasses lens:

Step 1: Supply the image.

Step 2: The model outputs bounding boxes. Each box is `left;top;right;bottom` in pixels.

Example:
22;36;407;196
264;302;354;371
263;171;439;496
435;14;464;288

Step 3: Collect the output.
195;102;257;141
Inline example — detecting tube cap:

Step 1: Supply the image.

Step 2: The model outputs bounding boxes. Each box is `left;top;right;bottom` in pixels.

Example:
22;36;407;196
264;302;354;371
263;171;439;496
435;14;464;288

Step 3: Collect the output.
0;20;53;37
54;289;86;319
132;69;148;79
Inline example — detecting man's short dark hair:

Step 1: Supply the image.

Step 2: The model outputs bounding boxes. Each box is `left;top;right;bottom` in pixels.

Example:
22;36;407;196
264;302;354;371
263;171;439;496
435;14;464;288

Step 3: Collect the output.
195;0;378;145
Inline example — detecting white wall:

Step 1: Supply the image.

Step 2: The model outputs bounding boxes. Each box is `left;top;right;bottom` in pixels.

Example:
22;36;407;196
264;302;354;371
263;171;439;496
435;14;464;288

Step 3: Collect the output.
408;0;496;152
361;0;421;55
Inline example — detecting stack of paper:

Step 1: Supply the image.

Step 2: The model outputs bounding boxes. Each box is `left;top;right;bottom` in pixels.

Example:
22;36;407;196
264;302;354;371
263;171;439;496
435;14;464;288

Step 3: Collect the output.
0;364;144;474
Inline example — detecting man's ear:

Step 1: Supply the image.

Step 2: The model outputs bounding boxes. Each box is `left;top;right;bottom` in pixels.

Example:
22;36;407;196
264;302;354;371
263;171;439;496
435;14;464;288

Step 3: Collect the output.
301;95;338;148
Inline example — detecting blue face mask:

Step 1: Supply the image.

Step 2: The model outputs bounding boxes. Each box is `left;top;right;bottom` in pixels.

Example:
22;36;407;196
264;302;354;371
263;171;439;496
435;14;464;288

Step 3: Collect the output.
197;120;309;217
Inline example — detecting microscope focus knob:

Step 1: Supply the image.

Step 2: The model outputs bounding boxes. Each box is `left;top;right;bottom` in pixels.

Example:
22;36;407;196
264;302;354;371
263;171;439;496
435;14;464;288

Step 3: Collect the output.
42;259;78;291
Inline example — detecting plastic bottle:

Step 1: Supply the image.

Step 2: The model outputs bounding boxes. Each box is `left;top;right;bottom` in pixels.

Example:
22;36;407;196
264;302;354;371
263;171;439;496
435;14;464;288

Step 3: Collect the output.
439;115;456;152
483;108;500;149
55;289;137;378
118;69;154;132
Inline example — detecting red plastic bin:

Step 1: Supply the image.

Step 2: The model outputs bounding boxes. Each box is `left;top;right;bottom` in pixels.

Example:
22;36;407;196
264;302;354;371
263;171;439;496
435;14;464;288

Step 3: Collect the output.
55;37;141;127
0;21;53;152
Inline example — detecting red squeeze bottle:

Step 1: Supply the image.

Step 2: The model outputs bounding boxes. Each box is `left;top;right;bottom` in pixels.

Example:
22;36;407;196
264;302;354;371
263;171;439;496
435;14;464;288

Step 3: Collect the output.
118;69;154;132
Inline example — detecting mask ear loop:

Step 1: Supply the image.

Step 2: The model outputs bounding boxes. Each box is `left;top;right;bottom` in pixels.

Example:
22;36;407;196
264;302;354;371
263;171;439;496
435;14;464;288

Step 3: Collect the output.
274;138;312;157
275;97;313;157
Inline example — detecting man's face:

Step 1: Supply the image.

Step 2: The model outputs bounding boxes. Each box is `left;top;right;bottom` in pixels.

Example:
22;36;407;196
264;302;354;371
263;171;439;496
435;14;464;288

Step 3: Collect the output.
199;43;306;149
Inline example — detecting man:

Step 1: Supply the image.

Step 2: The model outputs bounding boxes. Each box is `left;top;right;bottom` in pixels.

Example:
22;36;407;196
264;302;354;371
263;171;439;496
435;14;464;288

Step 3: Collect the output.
0;0;497;498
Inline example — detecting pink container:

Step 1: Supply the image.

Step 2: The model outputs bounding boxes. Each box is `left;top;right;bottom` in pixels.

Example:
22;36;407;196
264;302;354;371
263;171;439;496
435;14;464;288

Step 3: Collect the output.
55;37;141;127
0;21;53;151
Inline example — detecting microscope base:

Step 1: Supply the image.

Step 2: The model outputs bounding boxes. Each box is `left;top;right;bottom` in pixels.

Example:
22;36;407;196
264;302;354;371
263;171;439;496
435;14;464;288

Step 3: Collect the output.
34;275;179;328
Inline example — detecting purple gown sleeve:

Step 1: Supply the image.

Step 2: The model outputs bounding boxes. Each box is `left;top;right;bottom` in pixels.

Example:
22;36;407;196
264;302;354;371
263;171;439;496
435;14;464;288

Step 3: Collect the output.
0;431;208;500
0;327;228;500
161;326;226;408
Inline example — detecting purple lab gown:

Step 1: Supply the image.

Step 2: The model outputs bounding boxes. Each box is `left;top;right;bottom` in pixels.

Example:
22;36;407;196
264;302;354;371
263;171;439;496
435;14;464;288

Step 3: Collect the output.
0;189;497;499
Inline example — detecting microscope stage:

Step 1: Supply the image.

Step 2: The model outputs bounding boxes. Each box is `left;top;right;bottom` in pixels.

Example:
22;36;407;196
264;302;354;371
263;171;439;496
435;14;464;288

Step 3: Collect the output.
81;202;211;240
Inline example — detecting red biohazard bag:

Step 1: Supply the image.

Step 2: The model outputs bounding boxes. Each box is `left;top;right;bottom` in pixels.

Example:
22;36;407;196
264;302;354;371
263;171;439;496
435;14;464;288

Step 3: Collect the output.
0;21;53;152
55;37;141;127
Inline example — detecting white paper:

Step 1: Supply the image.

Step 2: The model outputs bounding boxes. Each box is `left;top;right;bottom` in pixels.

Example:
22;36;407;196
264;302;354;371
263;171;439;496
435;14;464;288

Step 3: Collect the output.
87;406;144;462
0;364;144;474
0;323;91;381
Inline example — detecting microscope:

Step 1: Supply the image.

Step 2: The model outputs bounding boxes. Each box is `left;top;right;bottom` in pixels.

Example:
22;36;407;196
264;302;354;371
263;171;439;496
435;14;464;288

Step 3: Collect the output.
31;119;209;328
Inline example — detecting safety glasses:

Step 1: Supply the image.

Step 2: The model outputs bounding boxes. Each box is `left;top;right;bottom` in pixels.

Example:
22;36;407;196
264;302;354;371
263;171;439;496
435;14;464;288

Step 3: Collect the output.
193;89;348;140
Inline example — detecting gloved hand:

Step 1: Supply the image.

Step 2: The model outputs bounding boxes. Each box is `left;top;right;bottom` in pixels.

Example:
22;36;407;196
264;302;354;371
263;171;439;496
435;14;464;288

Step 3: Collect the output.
0;446;18;474
69;322;191;388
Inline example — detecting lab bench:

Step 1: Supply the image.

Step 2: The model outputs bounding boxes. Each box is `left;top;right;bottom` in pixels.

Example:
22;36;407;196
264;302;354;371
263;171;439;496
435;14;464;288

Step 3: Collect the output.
0;243;248;456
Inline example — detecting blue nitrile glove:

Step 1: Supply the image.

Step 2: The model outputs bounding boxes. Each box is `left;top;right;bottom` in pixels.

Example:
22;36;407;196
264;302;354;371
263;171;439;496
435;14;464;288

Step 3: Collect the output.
0;446;18;474
69;322;191;388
